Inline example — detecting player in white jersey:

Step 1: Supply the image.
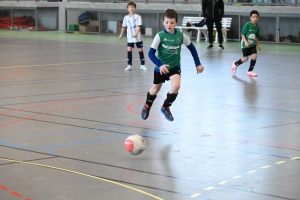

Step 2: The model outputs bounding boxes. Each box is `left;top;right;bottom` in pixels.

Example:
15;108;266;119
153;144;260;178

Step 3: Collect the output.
118;2;147;71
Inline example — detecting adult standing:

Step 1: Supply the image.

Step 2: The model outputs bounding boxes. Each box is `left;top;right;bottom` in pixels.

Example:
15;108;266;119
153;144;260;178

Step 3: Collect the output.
202;0;225;49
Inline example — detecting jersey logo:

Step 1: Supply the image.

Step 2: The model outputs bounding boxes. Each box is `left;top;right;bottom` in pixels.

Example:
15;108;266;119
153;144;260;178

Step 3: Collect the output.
162;44;180;50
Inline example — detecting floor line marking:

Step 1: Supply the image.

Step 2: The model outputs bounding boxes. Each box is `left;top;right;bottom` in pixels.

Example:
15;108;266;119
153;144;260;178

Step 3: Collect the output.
190;193;201;198
0;60;127;69
0;157;163;200
276;161;286;164
291;157;300;160
0;185;9;190
10;191;22;197
0;184;32;199
218;181;228;185
261;165;271;169
204;187;214;191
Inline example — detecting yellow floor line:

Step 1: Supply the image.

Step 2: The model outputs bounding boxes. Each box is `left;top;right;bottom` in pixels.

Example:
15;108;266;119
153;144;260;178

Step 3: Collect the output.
0;157;163;200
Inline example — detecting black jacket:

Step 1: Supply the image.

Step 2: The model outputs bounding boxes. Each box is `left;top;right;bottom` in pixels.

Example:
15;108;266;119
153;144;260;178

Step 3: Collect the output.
202;0;224;19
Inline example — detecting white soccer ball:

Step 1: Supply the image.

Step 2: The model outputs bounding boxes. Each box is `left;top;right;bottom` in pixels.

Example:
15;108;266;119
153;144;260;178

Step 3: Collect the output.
124;135;146;155
248;33;256;44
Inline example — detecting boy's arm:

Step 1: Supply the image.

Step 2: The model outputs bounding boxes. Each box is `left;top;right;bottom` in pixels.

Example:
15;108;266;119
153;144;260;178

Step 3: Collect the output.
241;34;249;47
241;23;249;46
256;26;261;50
118;27;126;39
133;26;141;38
183;35;201;67
256;38;261;51
118;17;126;39
133;15;142;38
183;35;204;74
148;34;164;67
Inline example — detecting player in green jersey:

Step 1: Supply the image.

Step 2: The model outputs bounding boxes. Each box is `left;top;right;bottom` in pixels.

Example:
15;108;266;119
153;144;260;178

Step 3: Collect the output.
231;10;262;77
141;9;204;121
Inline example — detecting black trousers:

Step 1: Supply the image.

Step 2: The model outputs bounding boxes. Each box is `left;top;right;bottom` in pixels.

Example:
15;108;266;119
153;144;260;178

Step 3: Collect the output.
206;17;223;44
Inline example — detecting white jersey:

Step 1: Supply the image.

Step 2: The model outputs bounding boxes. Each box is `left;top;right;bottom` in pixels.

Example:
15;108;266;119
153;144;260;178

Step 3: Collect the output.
122;13;143;43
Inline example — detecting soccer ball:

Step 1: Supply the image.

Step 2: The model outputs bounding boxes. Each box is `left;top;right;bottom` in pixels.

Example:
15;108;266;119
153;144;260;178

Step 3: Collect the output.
124;135;146;155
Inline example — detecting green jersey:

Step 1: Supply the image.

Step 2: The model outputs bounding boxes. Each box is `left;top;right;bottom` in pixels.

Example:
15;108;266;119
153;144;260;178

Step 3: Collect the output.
241;21;260;49
155;30;183;71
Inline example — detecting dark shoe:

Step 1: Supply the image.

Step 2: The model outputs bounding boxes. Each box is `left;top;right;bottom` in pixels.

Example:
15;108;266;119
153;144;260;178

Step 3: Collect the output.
207;44;213;49
219;44;224;49
186;22;193;32
161;107;174;121
141;104;150;120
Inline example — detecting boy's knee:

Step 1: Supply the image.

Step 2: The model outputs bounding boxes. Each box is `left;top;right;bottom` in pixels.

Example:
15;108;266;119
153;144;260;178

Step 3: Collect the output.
172;85;180;93
150;85;161;94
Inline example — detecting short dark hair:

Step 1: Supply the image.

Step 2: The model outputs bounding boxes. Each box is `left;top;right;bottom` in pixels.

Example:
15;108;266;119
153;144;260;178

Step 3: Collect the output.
127;2;136;8
250;10;259;17
163;9;178;22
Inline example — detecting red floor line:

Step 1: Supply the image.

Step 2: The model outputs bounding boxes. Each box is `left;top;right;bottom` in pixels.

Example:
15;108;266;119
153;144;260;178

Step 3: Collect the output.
0;185;9;190
0;68;24;78
0;184;32;199
2;98;300;150
127;101;144;115
10;191;22;197
0;93;140;115
0;124;8;128
184;131;300;150
0;98;116;130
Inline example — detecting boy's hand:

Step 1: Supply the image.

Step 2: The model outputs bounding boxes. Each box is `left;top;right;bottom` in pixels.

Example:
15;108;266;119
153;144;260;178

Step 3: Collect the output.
196;65;204;74
133;33;138;38
245;41;249;47
118;35;122;39
160;64;169;75
257;45;261;51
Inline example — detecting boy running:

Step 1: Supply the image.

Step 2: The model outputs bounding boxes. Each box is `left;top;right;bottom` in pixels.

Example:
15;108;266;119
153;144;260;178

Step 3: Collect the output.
141;9;204;121
232;10;262;77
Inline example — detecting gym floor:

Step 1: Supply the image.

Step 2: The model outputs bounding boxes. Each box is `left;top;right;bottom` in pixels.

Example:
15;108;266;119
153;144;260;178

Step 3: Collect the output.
0;30;300;200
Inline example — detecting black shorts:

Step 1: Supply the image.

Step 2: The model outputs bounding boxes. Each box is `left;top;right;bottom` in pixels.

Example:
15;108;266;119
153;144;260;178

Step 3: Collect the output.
153;68;181;84
127;41;143;48
242;46;257;57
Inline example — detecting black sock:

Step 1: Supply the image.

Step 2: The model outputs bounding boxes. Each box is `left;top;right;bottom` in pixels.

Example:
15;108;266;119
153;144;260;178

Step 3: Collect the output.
162;93;178;108
127;51;132;65
248;59;256;72
139;51;145;65
146;92;156;107
235;59;243;66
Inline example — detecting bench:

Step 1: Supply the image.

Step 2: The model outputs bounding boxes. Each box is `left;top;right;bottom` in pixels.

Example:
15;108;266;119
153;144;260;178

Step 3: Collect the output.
175;16;232;42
